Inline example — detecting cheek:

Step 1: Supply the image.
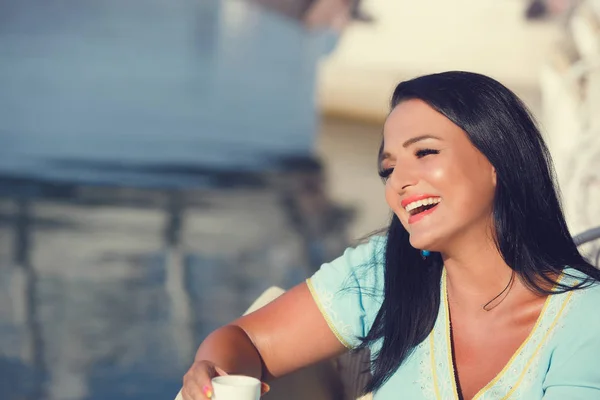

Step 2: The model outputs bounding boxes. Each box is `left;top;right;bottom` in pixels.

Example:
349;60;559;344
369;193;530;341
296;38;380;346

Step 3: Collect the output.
451;168;496;217
469;182;496;214
421;160;448;186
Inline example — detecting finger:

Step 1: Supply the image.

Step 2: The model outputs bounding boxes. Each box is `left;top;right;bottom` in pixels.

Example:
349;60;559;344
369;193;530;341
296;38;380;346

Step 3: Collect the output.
192;381;214;400
213;365;228;377
191;362;216;388
260;382;271;396
184;366;213;400
181;375;194;400
181;385;198;400
201;384;213;399
182;377;206;400
180;387;189;400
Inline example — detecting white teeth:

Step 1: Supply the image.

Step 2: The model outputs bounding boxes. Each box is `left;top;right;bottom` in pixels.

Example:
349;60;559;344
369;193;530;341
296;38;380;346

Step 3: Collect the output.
405;197;441;213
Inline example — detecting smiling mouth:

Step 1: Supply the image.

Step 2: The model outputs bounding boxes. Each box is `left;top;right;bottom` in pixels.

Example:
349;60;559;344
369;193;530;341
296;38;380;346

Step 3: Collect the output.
409;202;439;216
404;197;441;216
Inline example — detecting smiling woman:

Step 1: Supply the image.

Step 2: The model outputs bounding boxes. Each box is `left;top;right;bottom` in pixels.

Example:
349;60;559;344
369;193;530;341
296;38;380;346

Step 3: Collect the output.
379;99;498;251
180;72;600;400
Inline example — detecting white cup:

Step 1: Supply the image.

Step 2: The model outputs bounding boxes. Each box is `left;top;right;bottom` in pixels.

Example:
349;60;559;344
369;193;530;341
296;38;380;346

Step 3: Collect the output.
211;375;261;400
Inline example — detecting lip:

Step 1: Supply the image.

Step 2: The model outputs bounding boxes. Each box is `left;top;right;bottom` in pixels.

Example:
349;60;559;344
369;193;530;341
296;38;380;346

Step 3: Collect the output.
408;203;439;224
401;193;440;209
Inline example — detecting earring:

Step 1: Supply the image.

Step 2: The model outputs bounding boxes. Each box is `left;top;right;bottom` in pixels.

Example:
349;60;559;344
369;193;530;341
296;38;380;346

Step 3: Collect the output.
421;250;431;259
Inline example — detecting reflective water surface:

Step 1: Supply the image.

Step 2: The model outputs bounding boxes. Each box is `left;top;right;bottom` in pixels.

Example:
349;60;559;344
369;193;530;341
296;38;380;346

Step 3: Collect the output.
0;162;355;399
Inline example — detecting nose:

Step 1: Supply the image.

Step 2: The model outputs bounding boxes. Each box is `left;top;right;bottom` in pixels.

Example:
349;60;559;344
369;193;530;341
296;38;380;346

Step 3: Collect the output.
388;165;418;193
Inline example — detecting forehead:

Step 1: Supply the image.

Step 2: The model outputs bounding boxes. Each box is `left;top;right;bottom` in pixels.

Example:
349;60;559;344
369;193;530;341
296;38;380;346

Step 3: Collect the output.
382;99;463;146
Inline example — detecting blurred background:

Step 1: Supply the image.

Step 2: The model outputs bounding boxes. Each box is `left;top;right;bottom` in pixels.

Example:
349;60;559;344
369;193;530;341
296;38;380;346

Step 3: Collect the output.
0;0;599;399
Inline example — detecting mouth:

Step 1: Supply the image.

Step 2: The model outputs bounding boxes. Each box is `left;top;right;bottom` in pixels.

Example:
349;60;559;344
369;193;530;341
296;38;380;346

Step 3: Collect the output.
404;197;441;223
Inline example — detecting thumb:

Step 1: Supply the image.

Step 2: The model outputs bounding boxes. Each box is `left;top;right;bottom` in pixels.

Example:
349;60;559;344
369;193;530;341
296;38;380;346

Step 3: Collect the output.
260;382;271;396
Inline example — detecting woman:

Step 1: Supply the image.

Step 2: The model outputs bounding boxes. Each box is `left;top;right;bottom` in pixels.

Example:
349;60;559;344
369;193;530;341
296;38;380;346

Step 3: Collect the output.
181;71;600;399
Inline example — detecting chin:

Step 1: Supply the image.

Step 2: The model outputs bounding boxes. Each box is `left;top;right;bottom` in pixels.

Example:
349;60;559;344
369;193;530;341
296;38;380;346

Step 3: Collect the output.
408;232;441;253
408;236;431;252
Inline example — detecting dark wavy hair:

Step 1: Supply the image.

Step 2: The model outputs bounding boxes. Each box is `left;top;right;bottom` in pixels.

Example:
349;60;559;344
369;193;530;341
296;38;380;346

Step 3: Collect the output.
358;71;600;393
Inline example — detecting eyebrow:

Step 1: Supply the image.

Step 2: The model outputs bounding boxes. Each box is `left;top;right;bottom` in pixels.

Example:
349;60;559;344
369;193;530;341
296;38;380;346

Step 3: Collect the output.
402;134;442;148
379;134;442;163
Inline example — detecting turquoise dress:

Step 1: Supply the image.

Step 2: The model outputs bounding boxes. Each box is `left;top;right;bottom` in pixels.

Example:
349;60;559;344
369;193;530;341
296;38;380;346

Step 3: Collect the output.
306;237;600;399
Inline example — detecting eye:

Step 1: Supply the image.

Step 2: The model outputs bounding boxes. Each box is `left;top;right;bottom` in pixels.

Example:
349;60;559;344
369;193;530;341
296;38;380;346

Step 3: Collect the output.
415;148;439;158
378;167;394;180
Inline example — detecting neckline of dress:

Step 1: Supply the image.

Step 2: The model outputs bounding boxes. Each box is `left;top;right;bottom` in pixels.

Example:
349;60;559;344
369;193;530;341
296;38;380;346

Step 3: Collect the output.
440;268;562;400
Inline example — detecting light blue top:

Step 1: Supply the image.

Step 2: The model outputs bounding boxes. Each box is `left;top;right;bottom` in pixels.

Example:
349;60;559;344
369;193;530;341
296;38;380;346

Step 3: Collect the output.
306;237;600;399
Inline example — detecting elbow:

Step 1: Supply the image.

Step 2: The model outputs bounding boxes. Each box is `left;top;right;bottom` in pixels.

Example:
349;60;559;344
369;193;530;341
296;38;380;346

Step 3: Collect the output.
194;323;266;378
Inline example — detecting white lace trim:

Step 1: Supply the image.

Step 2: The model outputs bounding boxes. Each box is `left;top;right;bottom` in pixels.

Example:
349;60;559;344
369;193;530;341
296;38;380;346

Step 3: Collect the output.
416;270;578;400
474;290;575;399
306;277;358;348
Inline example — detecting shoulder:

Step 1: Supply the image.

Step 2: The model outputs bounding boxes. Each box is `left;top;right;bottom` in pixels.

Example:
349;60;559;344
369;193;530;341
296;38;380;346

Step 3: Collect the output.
542;270;600;393
306;235;387;347
551;269;600;342
562;268;600;318
342;235;387;265
311;235;386;284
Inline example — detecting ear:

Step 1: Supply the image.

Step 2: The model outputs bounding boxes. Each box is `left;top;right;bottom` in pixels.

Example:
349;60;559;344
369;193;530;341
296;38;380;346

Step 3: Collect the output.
492;167;497;186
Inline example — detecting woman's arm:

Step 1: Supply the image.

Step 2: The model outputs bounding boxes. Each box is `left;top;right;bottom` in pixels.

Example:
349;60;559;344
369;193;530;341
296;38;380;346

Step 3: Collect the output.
183;282;347;399
183;238;384;399
230;282;348;379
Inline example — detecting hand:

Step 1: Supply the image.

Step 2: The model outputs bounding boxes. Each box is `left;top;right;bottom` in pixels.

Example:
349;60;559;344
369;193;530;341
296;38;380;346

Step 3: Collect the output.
181;360;226;400
181;360;270;399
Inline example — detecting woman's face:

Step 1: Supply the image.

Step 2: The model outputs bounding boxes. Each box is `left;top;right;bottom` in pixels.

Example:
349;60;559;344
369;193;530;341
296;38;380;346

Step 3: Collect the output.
380;99;497;253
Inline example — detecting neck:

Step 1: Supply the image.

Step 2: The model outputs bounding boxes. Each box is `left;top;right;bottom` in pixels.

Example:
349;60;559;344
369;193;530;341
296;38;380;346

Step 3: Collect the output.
441;236;516;314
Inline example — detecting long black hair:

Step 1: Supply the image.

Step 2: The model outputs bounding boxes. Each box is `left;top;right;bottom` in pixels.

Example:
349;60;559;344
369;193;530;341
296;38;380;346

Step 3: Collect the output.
359;71;600;393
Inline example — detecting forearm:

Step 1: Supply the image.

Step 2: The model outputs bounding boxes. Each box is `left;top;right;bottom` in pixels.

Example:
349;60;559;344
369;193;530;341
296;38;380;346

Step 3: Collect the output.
194;324;264;379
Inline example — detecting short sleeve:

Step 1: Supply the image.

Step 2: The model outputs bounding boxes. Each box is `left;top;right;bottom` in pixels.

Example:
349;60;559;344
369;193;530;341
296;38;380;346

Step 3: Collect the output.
542;284;600;399
306;236;385;349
